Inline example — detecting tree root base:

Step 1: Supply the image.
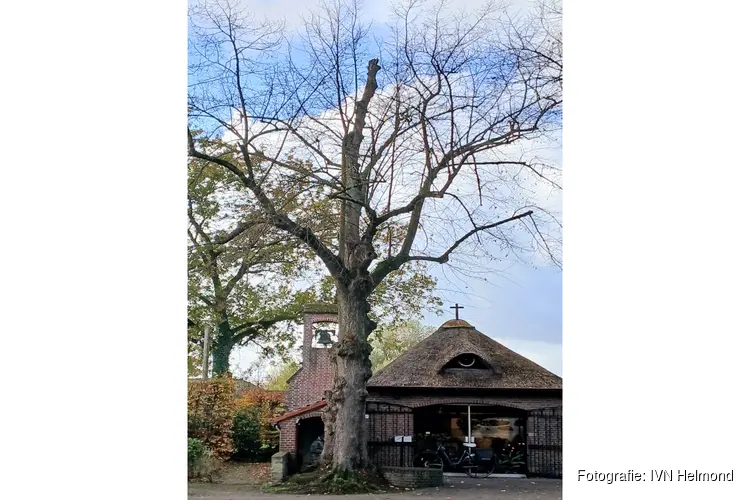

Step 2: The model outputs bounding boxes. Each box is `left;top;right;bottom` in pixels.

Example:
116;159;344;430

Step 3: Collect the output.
263;465;389;495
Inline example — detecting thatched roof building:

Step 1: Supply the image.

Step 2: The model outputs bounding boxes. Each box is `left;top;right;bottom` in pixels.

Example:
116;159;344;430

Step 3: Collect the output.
368;319;561;390
275;309;562;479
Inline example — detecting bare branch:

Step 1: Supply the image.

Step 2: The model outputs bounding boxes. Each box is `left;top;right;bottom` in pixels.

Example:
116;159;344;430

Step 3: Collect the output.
371;210;534;286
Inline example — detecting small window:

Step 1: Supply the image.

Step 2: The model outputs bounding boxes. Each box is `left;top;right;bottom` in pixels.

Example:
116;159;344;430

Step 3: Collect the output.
442;353;490;371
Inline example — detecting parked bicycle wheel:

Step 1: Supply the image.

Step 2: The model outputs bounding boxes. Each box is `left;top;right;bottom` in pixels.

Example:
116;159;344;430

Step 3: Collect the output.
413;452;444;469
464;452;495;478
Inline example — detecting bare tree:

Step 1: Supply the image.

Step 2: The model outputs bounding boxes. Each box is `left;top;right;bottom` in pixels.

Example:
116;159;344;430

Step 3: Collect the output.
188;0;561;474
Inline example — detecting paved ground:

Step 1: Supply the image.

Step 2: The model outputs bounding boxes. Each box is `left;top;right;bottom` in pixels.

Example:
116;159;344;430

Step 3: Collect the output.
188;477;562;500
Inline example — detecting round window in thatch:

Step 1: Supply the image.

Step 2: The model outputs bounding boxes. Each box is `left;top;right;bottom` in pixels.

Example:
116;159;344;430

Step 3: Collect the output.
443;353;490;371
457;354;476;367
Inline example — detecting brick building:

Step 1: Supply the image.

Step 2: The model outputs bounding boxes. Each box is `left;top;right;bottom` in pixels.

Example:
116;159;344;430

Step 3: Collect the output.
272;304;562;477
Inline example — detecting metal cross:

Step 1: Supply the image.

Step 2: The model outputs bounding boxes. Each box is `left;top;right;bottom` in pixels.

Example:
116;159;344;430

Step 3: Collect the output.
450;303;464;320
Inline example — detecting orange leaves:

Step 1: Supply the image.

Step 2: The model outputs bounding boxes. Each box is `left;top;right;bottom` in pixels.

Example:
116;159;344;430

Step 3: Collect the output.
236;386;284;410
188;377;236;460
235;386;286;447
188;378;287;460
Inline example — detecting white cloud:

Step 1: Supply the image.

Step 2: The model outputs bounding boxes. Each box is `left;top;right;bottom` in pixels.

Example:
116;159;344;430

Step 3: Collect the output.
230;0;540;32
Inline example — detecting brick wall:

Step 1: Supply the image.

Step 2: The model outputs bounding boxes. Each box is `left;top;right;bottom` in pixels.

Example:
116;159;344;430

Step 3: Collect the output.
285;311;337;411
279;419;296;453
286;349;335;409
280;308;338;463
380;467;443;488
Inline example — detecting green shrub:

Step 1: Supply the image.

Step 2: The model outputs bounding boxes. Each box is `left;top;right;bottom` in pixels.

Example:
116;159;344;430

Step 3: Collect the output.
188;438;220;480
231;408;278;462
496;449;525;473
188;438;207;469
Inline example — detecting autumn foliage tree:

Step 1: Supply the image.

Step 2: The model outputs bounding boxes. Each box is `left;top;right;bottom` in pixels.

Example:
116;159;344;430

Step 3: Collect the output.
188;0;561;474
232;386;286;460
188;377;236;459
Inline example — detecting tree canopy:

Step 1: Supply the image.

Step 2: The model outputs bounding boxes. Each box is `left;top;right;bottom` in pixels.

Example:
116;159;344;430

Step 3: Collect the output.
188;140;442;376
370;320;434;373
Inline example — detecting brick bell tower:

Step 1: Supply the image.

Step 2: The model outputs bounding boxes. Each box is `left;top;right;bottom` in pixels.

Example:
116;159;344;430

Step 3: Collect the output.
284;303;338;411
277;303;338;459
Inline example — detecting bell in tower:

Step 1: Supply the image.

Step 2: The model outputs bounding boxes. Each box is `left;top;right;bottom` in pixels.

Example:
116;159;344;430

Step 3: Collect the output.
314;327;336;348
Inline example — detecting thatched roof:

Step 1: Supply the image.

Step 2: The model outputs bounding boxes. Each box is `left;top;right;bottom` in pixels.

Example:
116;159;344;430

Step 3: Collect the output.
368;320;561;390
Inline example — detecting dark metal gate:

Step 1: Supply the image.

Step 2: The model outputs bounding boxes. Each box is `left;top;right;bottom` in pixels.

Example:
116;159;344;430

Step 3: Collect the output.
526;407;562;478
366;402;415;468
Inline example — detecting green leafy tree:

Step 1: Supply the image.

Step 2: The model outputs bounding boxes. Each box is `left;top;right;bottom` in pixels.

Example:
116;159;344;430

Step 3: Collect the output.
265;360;301;391
188;151;325;375
370;320;434;373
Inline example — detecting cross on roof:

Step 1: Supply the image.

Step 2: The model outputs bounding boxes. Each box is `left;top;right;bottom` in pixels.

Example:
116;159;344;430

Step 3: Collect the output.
450;303;464;320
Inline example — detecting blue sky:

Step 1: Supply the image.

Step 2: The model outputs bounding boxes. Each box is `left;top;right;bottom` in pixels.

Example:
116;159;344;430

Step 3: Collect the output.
231;262;563;377
423;263;562;375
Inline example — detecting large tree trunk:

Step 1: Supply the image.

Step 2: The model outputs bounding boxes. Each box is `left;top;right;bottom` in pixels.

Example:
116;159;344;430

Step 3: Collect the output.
323;286;376;472
211;315;233;376
319;60;381;474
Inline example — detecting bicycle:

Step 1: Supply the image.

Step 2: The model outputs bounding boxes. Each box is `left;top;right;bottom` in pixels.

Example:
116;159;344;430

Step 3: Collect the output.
413;441;496;478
